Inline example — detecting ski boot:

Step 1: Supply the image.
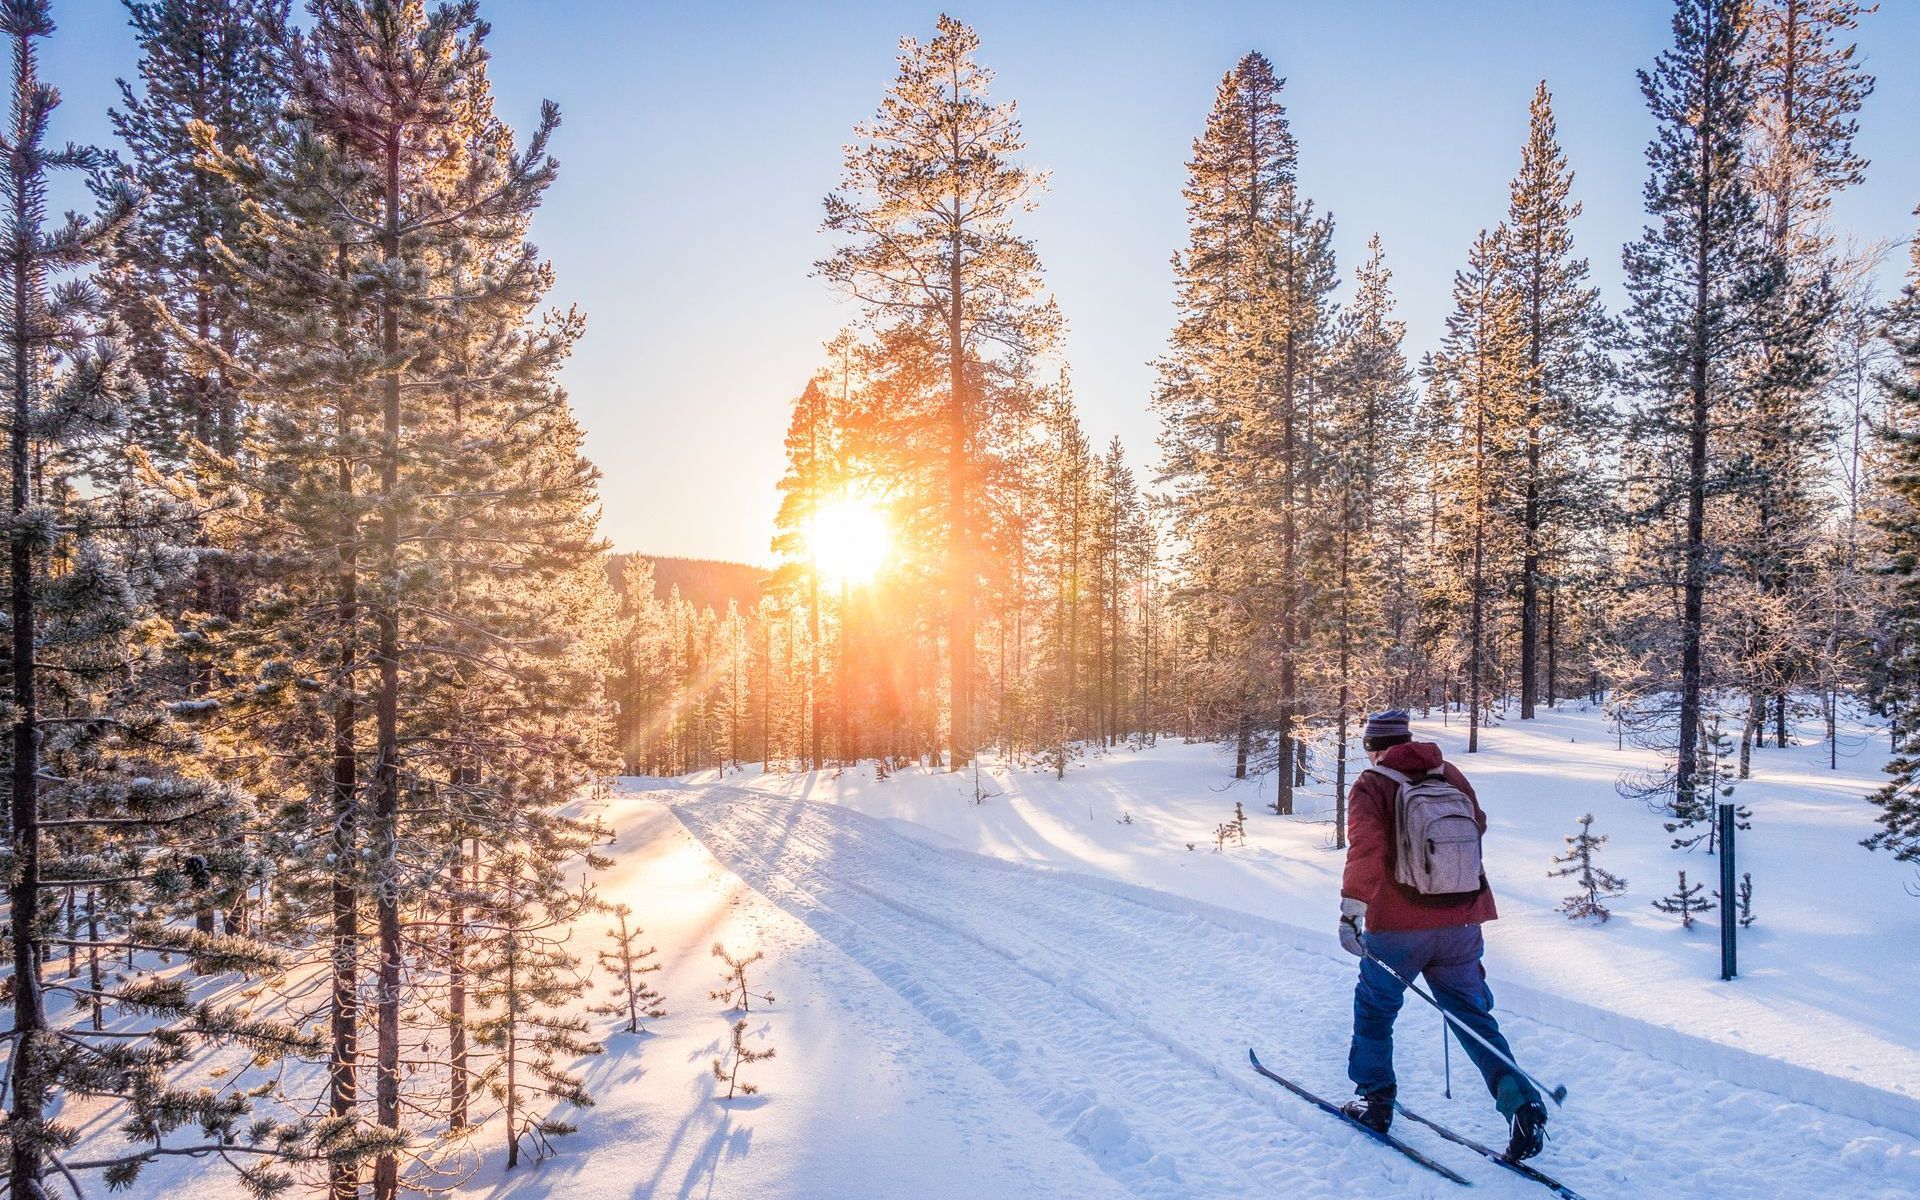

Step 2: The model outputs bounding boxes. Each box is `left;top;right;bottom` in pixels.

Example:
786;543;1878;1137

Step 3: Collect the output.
1505;1099;1548;1161
1340;1085;1395;1134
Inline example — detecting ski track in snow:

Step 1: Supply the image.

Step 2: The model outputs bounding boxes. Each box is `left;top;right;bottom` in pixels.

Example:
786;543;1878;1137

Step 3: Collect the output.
666;786;1920;1200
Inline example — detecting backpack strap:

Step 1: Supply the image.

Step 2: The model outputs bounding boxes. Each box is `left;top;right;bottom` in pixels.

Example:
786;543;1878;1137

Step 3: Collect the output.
1363;764;1413;787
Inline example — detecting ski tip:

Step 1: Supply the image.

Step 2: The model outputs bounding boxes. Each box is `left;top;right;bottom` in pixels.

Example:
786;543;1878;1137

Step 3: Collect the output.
1247;1047;1260;1067
1549;1084;1569;1107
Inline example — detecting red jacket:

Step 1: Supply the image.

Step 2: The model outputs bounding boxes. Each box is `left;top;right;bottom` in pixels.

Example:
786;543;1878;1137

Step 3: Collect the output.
1340;740;1498;932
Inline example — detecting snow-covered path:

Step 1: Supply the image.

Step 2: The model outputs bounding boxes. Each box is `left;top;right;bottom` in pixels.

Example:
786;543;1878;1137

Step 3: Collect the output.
666;786;1920;1200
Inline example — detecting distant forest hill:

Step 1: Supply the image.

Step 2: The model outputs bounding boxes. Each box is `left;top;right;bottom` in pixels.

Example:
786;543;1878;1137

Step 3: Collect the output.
609;553;769;615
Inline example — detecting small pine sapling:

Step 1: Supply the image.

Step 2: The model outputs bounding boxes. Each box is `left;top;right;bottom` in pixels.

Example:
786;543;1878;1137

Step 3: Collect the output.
710;943;775;1012
712;1017;774;1100
1665;719;1750;852
591;904;667;1033
1652;870;1710;929
1212;822;1231;852
1231;801;1248;845
1714;872;1758;928
1548;814;1628;922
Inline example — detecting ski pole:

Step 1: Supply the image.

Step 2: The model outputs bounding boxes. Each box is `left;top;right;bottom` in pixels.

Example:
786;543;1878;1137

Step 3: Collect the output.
1363;944;1569;1106
1442;1020;1452;1099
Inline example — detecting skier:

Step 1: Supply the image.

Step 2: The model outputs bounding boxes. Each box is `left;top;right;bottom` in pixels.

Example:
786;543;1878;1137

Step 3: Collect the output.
1337;709;1550;1161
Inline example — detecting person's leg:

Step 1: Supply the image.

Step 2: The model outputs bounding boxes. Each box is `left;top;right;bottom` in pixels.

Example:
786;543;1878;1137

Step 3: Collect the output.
1348;928;1428;1096
1421;925;1540;1118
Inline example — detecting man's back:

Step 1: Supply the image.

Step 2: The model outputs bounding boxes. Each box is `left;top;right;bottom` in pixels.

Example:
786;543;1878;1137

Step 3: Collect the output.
1341;740;1498;932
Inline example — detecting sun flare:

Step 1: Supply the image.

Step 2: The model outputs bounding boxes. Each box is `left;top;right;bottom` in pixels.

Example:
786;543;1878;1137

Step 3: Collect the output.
812;497;891;587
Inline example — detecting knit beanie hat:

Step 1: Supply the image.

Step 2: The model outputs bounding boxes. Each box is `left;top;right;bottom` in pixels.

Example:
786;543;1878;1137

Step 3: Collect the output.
1363;709;1412;752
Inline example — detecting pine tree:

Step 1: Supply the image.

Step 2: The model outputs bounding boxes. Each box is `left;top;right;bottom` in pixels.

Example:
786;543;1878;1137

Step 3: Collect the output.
1036;385;1093;777
109;0;287;467
591;903;667;1034
713;1017;774;1101
1652;869;1711;928
1154;51;1336;809
817;14;1059;772
1665;716;1751;852
271;7;614;1193
468;850;604;1170
770;364;847;771
1427;229;1526;753
1314;235;1413;840
1089;437;1150;749
0;4;318;1195
1622;0;1774;813
1500;82;1613;719
710;942;775;1013
1734;0;1873;748
1549;814;1629;921
1867;208;1920;879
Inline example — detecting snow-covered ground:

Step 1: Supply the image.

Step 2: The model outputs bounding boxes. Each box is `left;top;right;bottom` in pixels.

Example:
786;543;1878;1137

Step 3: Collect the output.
685;701;1920;1116
135;702;1920;1197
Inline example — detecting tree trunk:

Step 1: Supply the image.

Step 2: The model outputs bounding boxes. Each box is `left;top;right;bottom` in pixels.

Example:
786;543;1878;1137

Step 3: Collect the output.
327;241;361;1200
1675;28;1717;813
8;98;47;1187
946;210;971;770
449;835;470;1130
1545;584;1559;708
371;127;405;1200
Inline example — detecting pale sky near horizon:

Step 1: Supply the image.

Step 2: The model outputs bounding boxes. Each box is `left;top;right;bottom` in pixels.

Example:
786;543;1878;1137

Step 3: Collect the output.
41;0;1920;565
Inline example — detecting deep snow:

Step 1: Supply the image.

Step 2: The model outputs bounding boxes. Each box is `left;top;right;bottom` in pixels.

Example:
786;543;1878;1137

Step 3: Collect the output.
113;701;1920;1197
685;700;1920;1115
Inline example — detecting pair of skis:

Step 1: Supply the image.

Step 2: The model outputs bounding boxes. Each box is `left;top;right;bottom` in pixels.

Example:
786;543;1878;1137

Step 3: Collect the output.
1246;1049;1586;1199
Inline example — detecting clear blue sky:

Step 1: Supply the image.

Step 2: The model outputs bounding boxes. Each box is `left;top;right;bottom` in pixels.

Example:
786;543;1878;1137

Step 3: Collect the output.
44;0;1920;563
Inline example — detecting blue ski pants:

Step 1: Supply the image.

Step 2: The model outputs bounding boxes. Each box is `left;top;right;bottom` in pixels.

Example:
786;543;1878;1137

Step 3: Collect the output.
1348;923;1540;1117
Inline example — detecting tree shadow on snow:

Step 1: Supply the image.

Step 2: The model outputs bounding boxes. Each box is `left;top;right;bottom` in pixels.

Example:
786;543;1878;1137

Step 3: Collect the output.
673;1112;754;1200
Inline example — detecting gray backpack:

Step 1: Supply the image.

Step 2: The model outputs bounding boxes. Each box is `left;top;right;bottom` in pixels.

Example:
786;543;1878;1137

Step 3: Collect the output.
1365;763;1484;896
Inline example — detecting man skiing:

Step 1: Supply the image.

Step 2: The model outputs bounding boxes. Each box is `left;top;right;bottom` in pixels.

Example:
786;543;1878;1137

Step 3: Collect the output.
1337;709;1550;1161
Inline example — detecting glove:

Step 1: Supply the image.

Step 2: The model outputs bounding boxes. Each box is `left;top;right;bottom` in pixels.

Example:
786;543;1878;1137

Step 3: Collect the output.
1339;897;1368;957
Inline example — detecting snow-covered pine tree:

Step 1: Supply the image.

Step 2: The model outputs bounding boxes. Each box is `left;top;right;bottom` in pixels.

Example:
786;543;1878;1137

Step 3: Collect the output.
467;848;604;1170
817;14;1059;773
0;4;318;1194
1814;249;1893;767
1499;82;1613;719
710;942;775;1013
1622;0;1776;814
1731;0;1873;750
1867;208;1920;880
770;371;836;770
1154;51;1336;810
713;1017;774;1101
611;558;675;773
1089;438;1150;749
108;0;286;469
1549;814;1629;921
275;6;617;1192
1313;235;1414;843
591;903;666;1034
1037;385;1094;778
1652;869;1711;928
1665;715;1751;852
1426;229;1527;753
185;66;400;1196
108;1;291;765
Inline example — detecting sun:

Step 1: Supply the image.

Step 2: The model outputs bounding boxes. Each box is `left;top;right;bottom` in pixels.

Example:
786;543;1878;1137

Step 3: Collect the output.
812;496;891;587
